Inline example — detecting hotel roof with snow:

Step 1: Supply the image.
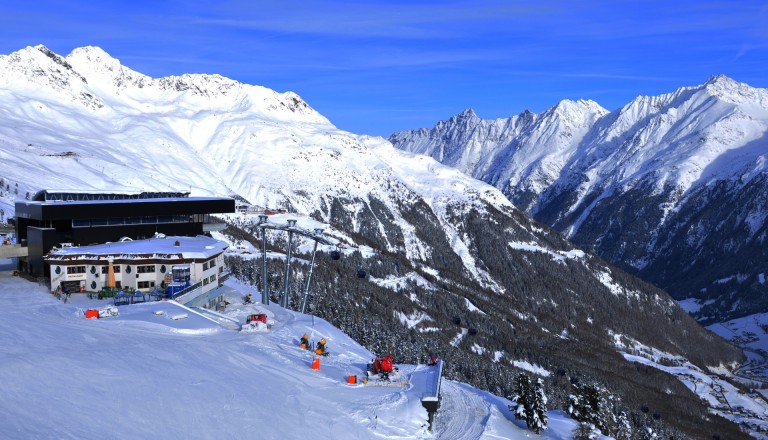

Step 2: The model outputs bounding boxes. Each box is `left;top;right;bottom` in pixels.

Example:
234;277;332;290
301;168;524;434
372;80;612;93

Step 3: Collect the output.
45;235;229;262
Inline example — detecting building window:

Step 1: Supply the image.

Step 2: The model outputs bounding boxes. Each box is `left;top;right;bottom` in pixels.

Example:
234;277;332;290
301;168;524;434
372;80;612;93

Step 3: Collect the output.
209;259;216;268
203;262;209;270
138;281;156;289
137;265;156;273
101;266;121;274
209;274;216;283
203;278;209;286
67;266;86;274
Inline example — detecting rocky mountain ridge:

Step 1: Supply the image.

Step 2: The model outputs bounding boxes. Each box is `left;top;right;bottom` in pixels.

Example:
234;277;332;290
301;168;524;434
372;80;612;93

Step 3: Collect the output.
390;74;768;323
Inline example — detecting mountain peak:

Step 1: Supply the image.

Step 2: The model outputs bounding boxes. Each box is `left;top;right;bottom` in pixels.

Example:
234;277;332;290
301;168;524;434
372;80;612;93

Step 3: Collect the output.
32;44;81;76
65;46;149;91
703;74;742;94
700;74;765;105
459;108;478;117
446;108;479;125
0;44;100;108
705;73;736;86
67;46;120;65
550;98;608;116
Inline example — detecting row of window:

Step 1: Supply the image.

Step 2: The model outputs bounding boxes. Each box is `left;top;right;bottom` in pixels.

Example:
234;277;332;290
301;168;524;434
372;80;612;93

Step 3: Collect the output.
86;281;158;290
61;260;218;276
72;215;193;227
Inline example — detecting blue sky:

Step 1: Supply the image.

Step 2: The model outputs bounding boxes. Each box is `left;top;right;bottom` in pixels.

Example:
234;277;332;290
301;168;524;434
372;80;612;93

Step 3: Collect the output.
2;1;766;136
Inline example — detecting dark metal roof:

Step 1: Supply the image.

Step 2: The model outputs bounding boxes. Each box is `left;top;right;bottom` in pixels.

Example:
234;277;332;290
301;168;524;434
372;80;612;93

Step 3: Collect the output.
16;197;235;220
32;190;191;202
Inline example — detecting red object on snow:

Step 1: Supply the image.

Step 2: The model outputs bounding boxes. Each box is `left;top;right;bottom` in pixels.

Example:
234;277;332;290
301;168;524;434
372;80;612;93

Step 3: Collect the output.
85;309;99;319
246;314;267;324
373;354;394;374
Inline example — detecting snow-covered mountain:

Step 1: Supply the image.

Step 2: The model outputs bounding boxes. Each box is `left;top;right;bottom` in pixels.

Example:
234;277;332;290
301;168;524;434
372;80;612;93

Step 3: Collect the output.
0;46;754;438
390;76;768;324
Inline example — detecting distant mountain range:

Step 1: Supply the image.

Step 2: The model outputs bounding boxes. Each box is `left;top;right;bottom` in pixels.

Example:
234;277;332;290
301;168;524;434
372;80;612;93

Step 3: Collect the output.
0;45;752;438
390;75;768;324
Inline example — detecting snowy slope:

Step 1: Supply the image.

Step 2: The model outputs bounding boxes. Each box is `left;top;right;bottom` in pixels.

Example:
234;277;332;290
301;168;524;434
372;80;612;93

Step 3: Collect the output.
0;265;601;440
0;45;510;288
390;75;768;322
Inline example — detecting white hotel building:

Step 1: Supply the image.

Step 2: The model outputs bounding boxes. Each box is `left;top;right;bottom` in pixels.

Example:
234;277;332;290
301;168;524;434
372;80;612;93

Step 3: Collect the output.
44;235;228;296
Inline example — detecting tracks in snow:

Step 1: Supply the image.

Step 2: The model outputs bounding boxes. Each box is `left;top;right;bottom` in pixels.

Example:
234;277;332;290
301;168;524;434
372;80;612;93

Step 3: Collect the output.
433;380;489;440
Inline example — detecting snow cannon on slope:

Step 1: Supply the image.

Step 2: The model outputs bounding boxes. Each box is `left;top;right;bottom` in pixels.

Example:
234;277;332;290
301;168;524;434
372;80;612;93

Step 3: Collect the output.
315;338;329;356
367;354;400;381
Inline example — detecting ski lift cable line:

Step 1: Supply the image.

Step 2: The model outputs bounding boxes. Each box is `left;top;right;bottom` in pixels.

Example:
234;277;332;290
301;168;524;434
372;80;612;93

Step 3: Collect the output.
255;216;334;310
257;222;335;246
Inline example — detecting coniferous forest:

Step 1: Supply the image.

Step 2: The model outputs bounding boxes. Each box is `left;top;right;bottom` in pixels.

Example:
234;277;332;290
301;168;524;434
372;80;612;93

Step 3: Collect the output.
220;194;749;439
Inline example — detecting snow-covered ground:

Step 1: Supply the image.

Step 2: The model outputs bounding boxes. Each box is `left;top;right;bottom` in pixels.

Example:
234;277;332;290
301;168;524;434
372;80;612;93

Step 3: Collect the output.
0;259;599;439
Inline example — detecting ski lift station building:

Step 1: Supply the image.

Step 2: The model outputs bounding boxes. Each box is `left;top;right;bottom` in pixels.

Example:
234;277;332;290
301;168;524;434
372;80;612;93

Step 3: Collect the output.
14;190;235;278
44;235;229;299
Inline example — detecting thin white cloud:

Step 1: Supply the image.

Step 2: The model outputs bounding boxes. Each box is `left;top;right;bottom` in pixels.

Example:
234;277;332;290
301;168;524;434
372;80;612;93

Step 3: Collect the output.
185;1;557;39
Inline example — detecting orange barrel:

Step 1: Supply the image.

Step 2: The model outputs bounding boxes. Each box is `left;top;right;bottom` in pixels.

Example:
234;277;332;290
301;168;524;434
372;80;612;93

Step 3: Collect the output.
85;309;99;319
348;375;357;384
312;357;321;370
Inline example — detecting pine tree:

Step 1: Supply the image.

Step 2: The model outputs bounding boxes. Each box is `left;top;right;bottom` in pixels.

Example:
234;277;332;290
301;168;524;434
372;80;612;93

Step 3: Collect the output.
572;422;597;440
595;385;617;434
567;384;586;423
567;383;615;435
508;373;532;423
614;410;632;440
508;373;548;434
529;377;548;434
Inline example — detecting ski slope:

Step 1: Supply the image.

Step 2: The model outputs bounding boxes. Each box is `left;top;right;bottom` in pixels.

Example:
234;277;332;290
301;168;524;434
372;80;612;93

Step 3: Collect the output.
0;260;592;439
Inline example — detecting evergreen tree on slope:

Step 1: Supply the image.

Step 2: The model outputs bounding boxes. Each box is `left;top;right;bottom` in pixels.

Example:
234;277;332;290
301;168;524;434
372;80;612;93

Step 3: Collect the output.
572;422;598;440
508;373;548;434
529;377;548;434
508;373;532;423
568;383;616;435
